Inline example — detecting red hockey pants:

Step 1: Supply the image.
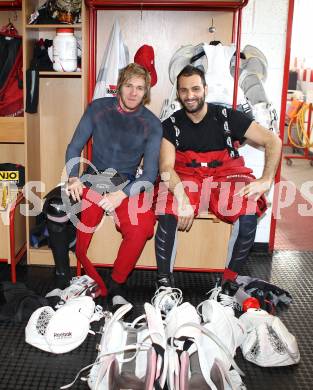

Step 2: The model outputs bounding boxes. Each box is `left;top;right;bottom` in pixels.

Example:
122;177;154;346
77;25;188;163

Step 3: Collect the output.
76;187;155;296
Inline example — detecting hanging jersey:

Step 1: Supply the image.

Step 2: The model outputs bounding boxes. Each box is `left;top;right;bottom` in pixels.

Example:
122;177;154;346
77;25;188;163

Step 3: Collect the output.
203;43;246;105
93;19;129;100
0;36;23;117
162;103;252;152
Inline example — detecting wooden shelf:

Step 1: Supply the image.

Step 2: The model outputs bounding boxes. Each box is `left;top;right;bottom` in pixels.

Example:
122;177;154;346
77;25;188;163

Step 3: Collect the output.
0;1;21;10
25;23;82;29
85;0;247;11
39;71;82;77
29;246;77;266
0;117;24;143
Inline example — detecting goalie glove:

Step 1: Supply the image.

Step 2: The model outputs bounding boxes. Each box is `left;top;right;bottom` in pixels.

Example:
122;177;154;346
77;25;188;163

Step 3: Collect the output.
236;275;292;308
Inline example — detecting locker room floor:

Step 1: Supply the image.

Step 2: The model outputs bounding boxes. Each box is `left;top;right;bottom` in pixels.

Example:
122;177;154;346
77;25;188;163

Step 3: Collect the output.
0;250;311;390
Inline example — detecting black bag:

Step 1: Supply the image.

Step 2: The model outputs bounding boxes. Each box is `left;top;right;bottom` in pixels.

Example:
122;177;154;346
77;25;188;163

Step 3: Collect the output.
0;282;49;324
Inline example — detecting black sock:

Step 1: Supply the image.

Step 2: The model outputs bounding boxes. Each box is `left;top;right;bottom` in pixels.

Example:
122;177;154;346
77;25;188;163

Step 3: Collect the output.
228;214;257;273
155;214;178;276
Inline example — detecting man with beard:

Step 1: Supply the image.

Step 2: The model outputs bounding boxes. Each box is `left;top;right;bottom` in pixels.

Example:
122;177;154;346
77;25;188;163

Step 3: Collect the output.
154;65;281;289
57;63;162;308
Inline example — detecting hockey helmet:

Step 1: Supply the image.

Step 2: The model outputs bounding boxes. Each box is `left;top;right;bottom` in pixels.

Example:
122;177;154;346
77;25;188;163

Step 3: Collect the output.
43;185;74;223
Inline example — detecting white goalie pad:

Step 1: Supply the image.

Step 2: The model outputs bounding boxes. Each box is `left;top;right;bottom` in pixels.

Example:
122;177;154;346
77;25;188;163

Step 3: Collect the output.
87;303;168;390
242;45;268;81
253;102;279;133
165;302;245;390
238;70;268;106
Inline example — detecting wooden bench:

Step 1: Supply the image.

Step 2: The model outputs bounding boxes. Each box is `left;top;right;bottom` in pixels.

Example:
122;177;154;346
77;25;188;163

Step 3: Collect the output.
81;212;231;272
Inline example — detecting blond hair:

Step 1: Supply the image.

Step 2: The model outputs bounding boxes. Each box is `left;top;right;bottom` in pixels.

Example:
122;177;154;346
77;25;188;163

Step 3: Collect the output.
117;63;151;105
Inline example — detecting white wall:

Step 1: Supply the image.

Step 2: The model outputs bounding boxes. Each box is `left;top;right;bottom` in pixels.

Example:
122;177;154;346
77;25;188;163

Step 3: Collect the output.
96;10;233;116
241;0;289;120
291;0;313;68
240;0;289;243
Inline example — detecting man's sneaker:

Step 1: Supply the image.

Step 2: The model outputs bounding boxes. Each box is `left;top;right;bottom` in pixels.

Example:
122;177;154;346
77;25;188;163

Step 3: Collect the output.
54;272;71;290
155;273;175;289
46;275;100;308
107;277;132;313
207;280;244;312
151;286;183;314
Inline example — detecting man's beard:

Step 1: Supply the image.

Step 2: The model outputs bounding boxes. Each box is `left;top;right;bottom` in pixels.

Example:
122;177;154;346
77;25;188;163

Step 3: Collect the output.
178;94;205;114
119;95;142;112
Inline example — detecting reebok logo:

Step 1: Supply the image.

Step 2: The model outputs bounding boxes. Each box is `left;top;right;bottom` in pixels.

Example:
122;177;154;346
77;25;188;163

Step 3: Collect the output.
54;331;72;339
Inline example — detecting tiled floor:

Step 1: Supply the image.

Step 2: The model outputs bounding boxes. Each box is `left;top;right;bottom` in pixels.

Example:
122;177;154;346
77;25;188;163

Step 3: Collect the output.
274;180;313;250
274;150;313;250
0;250;312;389
281;149;313;192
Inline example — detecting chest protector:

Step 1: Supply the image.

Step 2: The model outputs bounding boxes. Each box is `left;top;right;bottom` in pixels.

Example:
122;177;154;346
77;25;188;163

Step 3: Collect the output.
173;105;252;178
203;43;246;106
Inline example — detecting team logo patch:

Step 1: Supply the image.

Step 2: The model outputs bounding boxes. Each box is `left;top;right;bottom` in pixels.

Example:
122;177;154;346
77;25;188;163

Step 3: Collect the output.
106;84;117;96
174;125;180;137
224;121;230;133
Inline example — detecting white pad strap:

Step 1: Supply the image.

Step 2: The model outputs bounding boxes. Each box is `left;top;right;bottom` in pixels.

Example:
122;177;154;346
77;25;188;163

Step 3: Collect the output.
174;321;244;387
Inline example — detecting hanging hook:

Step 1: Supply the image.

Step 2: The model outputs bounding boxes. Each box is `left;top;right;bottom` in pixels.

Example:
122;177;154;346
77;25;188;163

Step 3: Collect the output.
140;3;143;21
208;17;216;33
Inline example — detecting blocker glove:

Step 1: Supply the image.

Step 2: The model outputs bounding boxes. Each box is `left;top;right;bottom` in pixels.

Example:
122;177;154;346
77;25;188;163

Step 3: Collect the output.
236;275;292;308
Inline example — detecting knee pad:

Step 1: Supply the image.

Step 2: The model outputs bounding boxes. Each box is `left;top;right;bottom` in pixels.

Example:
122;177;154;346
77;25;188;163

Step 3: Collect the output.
44;187;77;251
43;186;70;224
43;185;80;225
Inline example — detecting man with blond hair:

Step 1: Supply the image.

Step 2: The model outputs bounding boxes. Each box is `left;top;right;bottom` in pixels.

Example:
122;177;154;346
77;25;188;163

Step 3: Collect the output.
63;63;162;308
